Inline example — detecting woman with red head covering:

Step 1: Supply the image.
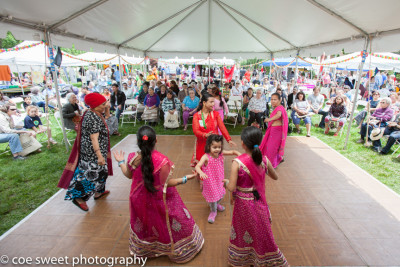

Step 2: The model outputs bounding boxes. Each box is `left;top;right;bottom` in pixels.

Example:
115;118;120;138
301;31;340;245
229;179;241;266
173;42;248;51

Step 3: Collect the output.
58;93;113;211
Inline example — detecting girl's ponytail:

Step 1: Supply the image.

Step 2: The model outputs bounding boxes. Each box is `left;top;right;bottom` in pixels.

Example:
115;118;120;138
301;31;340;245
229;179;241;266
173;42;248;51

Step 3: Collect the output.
241;126;263;166
137;126;157;193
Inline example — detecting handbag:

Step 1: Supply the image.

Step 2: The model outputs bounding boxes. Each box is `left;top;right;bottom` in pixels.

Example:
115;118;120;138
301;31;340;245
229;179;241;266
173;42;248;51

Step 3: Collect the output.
164;112;179;129
19;134;42;156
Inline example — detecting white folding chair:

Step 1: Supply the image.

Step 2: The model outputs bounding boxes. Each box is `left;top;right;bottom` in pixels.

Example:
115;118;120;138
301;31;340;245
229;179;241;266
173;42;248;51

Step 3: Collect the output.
226;100;238;128
121;99;138;127
54;111;75;145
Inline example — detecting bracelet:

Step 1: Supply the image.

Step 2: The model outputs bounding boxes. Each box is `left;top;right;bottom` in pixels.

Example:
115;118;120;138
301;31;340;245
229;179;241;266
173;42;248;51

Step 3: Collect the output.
118;160;125;167
94;148;100;153
182;176;187;184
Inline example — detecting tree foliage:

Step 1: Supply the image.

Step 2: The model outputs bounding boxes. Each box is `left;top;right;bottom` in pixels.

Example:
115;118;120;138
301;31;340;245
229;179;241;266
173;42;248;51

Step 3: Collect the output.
60;44;86;56
0;31;22;49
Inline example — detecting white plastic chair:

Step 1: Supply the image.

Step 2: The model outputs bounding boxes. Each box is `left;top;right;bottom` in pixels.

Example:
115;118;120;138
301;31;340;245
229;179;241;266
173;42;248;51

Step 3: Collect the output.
54;111;75;145
226;100;238;128
121;99;138;126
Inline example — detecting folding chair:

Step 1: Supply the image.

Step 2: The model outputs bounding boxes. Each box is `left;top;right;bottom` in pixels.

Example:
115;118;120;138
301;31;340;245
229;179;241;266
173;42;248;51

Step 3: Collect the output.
226;100;239;128
121;99;138;127
54;111;75;145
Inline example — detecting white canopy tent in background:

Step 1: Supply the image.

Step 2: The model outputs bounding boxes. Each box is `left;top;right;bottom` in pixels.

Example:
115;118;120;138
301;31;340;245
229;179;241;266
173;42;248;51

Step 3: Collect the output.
75;52;145;65
1;0;400;59
0;41;88;72
323;52;400;72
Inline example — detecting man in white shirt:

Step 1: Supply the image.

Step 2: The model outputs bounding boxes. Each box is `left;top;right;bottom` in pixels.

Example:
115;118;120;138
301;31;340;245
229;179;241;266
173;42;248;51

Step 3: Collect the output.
307;86;327;128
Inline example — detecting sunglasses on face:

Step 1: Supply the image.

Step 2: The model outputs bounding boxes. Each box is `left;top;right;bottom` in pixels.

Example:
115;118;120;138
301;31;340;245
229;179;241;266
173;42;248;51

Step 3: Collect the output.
9;108;17;111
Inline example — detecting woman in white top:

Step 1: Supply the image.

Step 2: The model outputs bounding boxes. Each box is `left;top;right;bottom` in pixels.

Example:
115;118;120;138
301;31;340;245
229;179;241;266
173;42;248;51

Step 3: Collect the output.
291;91;311;137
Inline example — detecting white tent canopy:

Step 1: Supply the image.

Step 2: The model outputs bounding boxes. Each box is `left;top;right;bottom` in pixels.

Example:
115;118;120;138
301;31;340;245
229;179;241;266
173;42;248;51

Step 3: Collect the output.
159;57;235;65
76;52;145;65
0;41;88;71
323;52;400;71
1;0;400;59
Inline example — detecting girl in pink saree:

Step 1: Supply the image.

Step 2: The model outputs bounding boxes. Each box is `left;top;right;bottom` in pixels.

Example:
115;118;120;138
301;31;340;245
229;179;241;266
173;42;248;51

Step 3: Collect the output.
226;126;288;266
113;126;204;263
260;93;289;168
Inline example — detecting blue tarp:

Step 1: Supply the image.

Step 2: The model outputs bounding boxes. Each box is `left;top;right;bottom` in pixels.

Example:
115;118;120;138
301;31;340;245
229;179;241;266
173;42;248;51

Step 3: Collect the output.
260;57;312;67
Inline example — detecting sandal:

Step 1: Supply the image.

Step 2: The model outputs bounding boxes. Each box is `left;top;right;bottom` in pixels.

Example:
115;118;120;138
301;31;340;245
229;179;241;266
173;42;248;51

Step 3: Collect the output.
72;199;88;211
94;190;110;200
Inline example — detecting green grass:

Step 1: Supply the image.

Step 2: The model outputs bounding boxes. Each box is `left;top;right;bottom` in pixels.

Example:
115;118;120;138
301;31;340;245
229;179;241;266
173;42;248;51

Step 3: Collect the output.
0;111;399;235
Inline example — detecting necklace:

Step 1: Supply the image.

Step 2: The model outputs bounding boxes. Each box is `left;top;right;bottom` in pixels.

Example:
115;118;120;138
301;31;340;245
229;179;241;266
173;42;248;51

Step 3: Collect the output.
201;111;207;129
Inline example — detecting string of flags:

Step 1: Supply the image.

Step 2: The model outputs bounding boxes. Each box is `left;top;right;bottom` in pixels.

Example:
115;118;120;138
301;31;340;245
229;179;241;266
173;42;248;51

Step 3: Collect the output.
0;41;45;53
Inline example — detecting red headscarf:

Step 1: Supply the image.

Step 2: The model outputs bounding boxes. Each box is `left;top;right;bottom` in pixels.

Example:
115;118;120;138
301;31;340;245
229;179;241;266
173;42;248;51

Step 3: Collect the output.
84;93;106;109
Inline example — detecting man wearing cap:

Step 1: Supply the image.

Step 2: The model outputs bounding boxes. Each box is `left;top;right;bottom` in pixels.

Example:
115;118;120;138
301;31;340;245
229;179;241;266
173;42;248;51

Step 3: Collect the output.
59;93;113;211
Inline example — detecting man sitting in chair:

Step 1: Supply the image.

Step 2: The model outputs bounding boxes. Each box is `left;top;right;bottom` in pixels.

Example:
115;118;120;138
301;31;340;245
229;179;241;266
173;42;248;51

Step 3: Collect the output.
307;86;327;129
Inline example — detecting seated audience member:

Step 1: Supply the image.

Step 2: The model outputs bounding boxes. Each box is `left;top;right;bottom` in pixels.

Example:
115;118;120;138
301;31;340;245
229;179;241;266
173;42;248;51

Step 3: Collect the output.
30;86;58;112
329;85;337;99
137;82;149;119
354;91;380;127
389;92;400;115
357;97;393;144
0;104;36;160
79;86;91;110
308;86;327;129
182;89;199;131
242;88;254;118
141;87;160;126
374;113;400;154
276;87;287;109
324;96;347;136
161;90;181;128
287;86;298;110
178;83;189;103
110;83;126;122
121;82;133;99
247;89;266;127
23;95;35;110
104;101;120;136
24;105;57;145
292;91;311;137
42;83;57;107
157;84;168;103
62;93;82;131
343;85;353;101
230;81;243;97
0;91;14;106
101;87;111;101
336;89;351;109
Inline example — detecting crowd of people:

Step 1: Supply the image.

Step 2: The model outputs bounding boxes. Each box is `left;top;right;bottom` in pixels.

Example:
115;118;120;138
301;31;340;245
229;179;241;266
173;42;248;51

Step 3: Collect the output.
1;61;399;266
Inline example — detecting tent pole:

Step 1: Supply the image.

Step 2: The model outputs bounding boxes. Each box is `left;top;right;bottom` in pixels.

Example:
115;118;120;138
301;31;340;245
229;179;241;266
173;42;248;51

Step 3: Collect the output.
364;40;374;146
343;37;370;150
294;50;300;85
208;55;211;84
118;48;123;86
15;62;24;96
46;31;69;152
269;52;273;81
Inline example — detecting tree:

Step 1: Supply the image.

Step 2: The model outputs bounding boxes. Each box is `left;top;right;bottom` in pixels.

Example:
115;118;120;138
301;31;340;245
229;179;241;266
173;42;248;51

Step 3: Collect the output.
0;31;22;49
60;44;86;56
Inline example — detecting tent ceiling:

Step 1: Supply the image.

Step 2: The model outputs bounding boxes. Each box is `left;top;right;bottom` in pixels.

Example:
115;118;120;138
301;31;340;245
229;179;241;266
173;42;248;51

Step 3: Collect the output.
1;0;400;58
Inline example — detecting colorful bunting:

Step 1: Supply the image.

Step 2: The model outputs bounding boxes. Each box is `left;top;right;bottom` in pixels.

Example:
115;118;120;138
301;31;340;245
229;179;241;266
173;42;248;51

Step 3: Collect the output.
0;41;45;53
